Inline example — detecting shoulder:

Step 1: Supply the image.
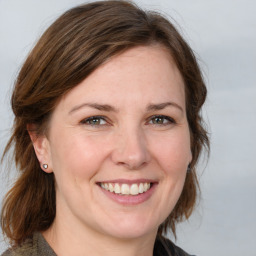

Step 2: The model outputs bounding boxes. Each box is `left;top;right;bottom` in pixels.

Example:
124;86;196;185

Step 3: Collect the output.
1;237;34;256
154;235;196;256
1;233;56;256
1;250;11;256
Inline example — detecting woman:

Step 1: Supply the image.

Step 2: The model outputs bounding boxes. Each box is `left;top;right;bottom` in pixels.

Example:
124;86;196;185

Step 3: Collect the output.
1;1;209;255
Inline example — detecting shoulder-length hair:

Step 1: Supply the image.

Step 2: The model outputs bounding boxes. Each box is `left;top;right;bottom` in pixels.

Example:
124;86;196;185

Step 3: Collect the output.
1;0;209;245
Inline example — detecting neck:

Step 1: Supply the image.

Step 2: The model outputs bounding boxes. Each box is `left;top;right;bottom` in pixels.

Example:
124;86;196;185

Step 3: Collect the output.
43;216;157;256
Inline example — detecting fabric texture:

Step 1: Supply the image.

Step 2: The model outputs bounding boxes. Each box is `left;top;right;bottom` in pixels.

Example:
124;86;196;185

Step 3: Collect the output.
154;236;195;256
1;233;194;256
1;232;56;256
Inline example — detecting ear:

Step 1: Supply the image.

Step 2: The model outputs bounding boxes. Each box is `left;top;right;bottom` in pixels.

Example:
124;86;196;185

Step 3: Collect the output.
27;124;52;173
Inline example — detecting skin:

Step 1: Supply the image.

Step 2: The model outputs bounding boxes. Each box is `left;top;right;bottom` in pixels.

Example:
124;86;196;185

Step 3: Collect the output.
32;45;192;256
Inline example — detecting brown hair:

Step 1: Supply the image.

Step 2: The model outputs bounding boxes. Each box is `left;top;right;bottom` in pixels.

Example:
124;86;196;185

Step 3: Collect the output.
1;0;209;245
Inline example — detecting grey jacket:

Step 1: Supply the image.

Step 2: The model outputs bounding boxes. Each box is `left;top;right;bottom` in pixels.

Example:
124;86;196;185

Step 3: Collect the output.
2;232;194;256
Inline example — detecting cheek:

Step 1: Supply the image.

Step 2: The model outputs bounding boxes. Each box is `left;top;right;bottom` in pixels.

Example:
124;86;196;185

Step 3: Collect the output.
49;131;108;181
150;130;191;174
149;132;190;222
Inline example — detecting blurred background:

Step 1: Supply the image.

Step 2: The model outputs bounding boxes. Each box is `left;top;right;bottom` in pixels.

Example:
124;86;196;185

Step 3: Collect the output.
0;0;255;255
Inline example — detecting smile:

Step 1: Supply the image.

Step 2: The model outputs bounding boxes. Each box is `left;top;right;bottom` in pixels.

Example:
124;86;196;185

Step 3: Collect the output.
100;182;151;196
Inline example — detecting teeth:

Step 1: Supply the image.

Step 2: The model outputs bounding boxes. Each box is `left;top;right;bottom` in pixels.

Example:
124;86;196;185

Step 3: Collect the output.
138;183;144;193
100;182;151;195
109;183;114;192
114;183;121;194
121;184;130;195
130;184;139;195
143;182;149;191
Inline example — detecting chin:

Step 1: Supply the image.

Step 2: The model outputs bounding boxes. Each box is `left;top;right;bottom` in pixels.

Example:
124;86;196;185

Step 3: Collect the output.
98;215;158;240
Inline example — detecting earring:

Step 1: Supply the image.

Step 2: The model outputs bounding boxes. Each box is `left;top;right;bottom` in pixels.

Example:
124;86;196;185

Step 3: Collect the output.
42;164;48;169
187;165;191;173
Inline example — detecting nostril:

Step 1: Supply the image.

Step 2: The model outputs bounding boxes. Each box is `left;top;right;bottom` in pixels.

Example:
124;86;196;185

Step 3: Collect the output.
110;132;151;169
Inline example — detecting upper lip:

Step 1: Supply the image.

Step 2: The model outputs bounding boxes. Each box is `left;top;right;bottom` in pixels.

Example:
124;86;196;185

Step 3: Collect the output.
97;179;158;184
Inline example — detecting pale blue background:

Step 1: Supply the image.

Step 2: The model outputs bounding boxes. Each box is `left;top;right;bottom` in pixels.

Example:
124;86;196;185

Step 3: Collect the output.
0;0;255;255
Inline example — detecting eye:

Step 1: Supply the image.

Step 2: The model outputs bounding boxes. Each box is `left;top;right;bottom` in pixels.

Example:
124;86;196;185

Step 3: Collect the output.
147;115;176;125
80;116;108;126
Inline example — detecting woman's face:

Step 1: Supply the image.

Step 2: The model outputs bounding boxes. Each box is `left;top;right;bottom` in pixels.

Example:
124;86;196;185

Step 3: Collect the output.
40;45;192;240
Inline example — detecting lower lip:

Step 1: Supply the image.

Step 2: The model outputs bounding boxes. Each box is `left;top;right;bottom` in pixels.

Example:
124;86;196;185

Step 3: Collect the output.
99;183;157;206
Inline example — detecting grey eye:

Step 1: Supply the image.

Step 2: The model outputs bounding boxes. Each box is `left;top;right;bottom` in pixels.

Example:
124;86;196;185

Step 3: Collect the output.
149;115;175;125
82;116;107;126
151;116;166;124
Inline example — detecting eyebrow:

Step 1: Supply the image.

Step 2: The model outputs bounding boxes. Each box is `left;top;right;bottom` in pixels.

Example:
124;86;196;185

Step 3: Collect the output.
69;101;183;115
69;103;118;114
146;102;183;112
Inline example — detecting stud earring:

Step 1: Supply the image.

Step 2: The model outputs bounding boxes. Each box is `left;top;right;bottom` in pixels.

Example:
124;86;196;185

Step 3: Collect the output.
187;164;191;173
42;164;48;169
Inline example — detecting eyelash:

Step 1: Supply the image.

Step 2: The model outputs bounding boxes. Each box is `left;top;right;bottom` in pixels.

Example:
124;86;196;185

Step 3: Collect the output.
80;115;176;127
80;116;109;126
146;115;176;126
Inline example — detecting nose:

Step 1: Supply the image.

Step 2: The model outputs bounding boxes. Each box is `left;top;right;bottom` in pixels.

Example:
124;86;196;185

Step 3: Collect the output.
111;128;151;170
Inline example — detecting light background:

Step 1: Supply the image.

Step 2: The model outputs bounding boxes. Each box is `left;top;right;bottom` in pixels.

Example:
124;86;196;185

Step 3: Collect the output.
0;0;255;255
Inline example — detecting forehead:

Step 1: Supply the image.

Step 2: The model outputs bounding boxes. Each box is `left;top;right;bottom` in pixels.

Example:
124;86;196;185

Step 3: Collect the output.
58;45;185;112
